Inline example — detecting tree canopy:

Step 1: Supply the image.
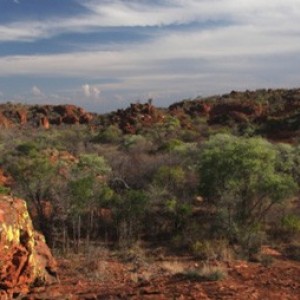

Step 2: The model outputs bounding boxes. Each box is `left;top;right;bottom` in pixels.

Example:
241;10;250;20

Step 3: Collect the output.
198;134;297;244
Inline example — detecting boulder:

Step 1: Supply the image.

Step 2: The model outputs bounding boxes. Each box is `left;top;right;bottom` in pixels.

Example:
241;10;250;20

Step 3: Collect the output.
62;114;79;125
0;112;11;129
0;195;57;297
39;117;50;129
0;169;12;188
79;113;93;124
16;110;27;125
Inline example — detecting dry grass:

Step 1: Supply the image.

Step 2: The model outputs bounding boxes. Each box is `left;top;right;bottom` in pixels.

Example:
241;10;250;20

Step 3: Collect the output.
192;239;233;261
160;260;187;274
59;245;114;282
160;257;227;282
169;261;228;282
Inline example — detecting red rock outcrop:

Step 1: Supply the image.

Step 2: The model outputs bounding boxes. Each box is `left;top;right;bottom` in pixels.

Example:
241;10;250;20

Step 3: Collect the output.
16;110;27;125
39;116;50;129
0;112;11;128
49;116;63;125
36;106;49;116
0;104;94;130
79;113;93;124
107;102;165;133
208;102;263;124
169;100;212;117
53;104;77;116
0;195;57;297
0;169;12;188
62;114;79;125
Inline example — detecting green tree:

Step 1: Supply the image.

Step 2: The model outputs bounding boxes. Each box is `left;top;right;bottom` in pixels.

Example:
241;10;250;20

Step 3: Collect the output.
6;144;57;243
68;154;112;251
95;125;122;144
198;134;297;250
111;190;148;246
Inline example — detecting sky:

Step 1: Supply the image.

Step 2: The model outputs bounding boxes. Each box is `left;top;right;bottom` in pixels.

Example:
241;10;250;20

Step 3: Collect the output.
0;0;300;113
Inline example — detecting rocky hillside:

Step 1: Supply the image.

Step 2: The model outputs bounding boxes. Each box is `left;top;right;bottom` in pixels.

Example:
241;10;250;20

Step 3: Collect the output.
168;88;300;139
1;88;300;140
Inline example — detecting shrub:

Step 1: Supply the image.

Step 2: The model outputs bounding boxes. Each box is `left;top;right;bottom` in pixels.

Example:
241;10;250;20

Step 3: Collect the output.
281;214;300;235
95;125;122;144
0;185;10;195
16;142;39;156
259;255;274;267
192;239;232;261
122;134;153;152
285;243;300;261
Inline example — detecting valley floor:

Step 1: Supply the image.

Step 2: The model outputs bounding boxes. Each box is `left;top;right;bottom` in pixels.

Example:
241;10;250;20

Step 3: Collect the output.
22;247;300;300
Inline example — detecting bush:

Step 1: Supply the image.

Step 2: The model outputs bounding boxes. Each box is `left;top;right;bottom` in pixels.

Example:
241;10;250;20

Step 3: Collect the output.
285;243;300;261
0;185;10;195
16;142;39;156
259;255;274;267
95;125;122;144
191;239;232;261
122;135;153;152
281;214;300;236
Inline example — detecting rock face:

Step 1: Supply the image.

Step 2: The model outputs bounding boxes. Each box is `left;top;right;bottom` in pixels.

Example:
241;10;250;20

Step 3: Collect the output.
107;102;165;134
0;195;57;297
169;100;211;117
0;104;94;129
39;116;50;129
208;101;263;124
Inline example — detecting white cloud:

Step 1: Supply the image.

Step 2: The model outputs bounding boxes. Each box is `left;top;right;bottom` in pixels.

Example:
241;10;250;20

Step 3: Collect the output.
31;85;44;97
82;84;101;98
0;0;299;41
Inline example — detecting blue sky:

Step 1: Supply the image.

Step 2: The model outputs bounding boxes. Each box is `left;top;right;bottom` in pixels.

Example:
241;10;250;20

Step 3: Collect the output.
0;0;300;112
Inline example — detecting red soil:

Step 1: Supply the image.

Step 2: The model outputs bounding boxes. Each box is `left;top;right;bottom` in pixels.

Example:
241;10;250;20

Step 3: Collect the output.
23;249;300;299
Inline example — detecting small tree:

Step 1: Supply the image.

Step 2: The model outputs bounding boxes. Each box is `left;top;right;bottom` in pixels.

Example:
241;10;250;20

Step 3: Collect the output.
111;190;148;247
198;134;297;251
68;153;112;251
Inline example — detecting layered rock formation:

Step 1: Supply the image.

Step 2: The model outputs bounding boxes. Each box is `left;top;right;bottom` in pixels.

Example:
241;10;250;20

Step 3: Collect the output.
0;195;57;298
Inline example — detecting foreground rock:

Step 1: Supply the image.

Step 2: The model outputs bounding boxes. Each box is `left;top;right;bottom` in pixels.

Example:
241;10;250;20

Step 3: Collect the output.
0;195;57;298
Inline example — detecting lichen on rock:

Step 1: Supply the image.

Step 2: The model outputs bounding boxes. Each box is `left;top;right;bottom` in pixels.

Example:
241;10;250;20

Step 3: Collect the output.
0;195;57;297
